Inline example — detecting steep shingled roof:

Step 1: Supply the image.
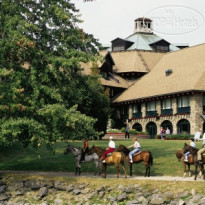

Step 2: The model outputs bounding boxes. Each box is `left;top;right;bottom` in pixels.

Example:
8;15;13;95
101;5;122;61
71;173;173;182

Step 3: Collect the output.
114;43;205;103
111;50;165;73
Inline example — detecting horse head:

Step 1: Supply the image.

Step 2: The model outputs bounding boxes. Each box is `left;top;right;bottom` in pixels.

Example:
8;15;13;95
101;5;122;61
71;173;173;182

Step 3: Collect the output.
117;145;130;155
117;145;124;152
87;145;95;154
64;145;71;155
176;150;183;162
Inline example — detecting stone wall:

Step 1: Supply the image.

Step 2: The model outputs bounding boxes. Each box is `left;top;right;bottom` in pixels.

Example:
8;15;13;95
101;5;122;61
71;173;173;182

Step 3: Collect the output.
0;176;205;205
126;94;205;135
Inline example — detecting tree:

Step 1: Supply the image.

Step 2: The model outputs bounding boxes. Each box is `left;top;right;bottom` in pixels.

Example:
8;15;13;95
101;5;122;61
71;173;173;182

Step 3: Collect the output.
0;0;109;148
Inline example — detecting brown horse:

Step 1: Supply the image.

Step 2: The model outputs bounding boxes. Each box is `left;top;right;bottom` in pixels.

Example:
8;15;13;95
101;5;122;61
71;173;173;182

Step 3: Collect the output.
176;150;203;178
88;145;127;178
182;143;205;180
117;145;153;177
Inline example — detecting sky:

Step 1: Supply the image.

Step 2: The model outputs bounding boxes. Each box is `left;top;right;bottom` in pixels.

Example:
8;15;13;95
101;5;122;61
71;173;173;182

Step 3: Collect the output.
72;0;205;47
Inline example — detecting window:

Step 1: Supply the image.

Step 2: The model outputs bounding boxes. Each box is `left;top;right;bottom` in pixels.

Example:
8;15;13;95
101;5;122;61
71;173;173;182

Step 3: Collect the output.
178;96;190;107
156;45;169;51
147;101;156;111
113;46;124;52
162;99;172;109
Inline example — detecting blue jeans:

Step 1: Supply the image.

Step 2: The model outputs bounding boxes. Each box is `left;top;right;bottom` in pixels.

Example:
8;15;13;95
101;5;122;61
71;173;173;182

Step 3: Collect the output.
184;151;190;160
129;148;140;160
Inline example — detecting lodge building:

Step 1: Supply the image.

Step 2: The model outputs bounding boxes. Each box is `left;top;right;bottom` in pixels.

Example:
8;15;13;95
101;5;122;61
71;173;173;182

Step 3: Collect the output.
82;17;205;136
112;43;205;136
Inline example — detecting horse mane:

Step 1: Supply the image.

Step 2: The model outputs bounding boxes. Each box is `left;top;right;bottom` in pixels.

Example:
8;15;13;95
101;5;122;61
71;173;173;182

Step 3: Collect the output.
118;145;130;155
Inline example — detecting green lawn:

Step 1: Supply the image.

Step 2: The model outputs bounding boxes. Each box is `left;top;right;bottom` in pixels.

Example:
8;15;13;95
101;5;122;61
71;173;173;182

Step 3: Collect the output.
0;139;201;176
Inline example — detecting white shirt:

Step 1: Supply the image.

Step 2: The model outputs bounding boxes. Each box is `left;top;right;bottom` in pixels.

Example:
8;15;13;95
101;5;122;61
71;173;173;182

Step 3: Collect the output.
165;129;170;135
109;140;115;148
190;141;196;148
128;141;141;149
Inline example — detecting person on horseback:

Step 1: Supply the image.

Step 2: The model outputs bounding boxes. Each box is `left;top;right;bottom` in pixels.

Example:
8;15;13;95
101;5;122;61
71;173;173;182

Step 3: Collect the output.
80;138;89;163
102;136;115;163
184;137;196;162
197;138;205;164
127;137;141;163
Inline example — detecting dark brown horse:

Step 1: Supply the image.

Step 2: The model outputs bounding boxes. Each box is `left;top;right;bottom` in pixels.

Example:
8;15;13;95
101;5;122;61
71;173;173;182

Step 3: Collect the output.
182;143;205;180
89;145;127;178
176;150;203;178
117;145;153;177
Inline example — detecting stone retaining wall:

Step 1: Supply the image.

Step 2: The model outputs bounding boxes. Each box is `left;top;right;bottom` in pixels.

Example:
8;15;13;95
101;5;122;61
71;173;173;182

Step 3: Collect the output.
0;176;204;205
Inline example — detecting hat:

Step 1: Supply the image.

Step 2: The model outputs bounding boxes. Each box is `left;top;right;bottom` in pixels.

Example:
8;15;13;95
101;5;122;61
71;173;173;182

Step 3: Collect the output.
109;136;113;139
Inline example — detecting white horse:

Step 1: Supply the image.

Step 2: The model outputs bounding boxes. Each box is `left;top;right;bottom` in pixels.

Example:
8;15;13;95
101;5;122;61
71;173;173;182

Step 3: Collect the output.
64;144;100;175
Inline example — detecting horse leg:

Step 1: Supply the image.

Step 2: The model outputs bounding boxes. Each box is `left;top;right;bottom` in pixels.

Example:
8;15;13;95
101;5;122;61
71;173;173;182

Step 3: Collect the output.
121;164;127;179
188;164;191;177
148;166;151;177
75;167;78;175
129;163;132;177
194;163;198;180
182;162;186;178
116;164;120;178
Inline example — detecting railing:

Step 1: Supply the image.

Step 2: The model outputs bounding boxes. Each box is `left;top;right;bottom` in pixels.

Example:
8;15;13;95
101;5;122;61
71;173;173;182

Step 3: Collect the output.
177;107;190;114
132;112;142;118
146;111;157;117
161;109;173;115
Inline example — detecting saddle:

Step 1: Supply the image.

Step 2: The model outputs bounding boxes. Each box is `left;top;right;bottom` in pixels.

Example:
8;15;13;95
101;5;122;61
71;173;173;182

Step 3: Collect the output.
133;151;141;156
107;151;114;157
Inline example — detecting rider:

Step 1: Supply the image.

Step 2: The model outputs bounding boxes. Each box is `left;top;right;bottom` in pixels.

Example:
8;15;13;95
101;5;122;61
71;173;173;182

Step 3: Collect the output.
102;136;115;163
184;137;196;162
127;137;141;163
197;138;205;164
80;138;89;163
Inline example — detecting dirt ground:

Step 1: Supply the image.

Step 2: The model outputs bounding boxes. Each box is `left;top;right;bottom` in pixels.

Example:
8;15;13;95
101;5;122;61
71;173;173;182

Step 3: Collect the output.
0;170;204;181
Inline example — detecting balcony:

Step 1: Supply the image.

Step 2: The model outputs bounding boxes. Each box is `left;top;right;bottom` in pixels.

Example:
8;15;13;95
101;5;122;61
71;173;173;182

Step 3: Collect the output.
132;112;142;118
177;107;190;114
146;111;157;117
161;109;173;115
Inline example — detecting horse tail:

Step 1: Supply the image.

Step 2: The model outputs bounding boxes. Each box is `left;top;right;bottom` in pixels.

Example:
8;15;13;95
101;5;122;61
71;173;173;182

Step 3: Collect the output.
148;151;153;166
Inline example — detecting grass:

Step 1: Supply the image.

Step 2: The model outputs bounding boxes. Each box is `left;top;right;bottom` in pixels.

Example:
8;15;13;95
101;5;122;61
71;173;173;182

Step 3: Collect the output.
0;139;203;176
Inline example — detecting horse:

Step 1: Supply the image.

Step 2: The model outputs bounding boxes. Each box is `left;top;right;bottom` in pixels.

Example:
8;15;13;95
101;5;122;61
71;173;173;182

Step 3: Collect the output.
64;145;100;176
117;145;153;177
89;145;127;179
176;150;203;177
182;143;205;180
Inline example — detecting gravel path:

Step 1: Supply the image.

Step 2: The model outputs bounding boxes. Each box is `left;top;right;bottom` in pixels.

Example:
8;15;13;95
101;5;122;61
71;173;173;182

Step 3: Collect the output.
0;170;204;181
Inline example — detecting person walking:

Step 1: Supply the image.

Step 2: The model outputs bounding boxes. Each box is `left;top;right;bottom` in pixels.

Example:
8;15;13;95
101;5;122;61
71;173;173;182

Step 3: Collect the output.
127;137;141;163
102;136;115;163
125;124;130;139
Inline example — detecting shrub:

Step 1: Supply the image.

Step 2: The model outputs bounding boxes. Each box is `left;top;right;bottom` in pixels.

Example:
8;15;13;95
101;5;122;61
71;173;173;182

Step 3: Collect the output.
121;127;126;133
107;129;121;133
165;134;194;140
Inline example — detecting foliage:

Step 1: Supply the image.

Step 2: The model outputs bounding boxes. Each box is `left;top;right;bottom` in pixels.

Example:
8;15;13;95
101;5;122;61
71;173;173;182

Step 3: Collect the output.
0;0;109;149
164;134;194;140
121;127;126;133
